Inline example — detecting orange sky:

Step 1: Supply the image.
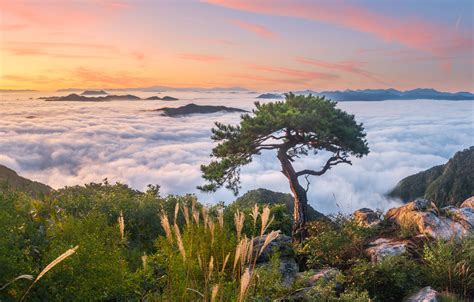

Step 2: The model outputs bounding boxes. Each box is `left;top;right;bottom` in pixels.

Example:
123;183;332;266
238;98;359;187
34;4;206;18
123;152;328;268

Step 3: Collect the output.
1;0;473;92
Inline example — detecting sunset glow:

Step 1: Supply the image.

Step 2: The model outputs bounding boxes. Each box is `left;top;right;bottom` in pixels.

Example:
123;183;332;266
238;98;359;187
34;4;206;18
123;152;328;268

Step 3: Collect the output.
1;0;473;91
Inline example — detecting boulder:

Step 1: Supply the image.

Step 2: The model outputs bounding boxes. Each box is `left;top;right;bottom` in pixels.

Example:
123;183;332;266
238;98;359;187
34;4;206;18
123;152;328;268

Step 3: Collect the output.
296;267;340;287
403;286;440;302
366;238;409;262
385;199;470;240
276;268;341;301
460;196;474;209
442;206;474;229
353;208;381;227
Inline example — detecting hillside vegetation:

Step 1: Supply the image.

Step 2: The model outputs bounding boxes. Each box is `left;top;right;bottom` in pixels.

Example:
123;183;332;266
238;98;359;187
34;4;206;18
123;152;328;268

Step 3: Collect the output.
389;147;474;206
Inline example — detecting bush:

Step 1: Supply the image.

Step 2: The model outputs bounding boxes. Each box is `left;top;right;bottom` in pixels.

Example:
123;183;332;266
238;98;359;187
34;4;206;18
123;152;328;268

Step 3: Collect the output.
301;214;378;269
349;256;424;302
422;237;473;299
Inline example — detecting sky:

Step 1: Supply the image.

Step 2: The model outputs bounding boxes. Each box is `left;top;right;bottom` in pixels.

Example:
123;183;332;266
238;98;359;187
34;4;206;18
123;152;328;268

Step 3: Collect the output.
0;0;473;92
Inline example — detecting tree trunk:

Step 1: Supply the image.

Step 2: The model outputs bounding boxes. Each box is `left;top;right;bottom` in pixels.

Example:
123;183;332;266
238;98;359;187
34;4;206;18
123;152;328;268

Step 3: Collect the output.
277;149;308;244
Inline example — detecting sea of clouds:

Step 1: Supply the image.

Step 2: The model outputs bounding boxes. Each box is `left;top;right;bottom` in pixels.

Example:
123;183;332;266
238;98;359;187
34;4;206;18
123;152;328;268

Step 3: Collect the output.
0;91;472;214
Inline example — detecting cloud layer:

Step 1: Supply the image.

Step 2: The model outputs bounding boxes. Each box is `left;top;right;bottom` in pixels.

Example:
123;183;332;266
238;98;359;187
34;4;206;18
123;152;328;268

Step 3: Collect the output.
1;91;472;214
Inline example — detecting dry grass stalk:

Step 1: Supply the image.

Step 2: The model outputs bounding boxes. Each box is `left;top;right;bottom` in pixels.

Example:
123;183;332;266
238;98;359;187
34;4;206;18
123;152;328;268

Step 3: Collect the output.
211;284;219;302
174;202;180;223
118;211;125;240
238;268;251;302
208;220;215;245
197;253;203;270
0;275;33;291
173;224;186;260
233;239;243;270
234;210;245;241
208;256;214;280
221;253;230;273
259;230;280;256
192;197;200;225
250;204;259;226
182;204;190;226
217;208;224;229
21;246;79;302
160;211;173;242
141;253;148;271
260;206;272;236
202;207;209;228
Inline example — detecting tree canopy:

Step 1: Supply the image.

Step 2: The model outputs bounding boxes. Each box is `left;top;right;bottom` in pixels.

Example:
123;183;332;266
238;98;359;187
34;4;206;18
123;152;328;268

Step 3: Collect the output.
199;93;369;195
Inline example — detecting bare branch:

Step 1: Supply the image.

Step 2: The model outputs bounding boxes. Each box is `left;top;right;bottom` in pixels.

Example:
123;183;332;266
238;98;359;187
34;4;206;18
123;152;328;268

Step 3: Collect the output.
295;151;352;177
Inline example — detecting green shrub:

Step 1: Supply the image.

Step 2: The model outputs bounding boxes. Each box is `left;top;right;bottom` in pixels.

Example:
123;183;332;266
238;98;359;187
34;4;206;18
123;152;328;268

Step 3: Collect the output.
422;237;473;298
349;256;424;302
301;214;378;269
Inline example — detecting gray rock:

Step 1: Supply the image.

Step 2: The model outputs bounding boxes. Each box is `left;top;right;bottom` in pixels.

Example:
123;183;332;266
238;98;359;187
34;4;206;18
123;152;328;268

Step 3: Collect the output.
404;286;440;302
442;206;474;229
296;267;340;287
353;208;381;227
366;238;408;262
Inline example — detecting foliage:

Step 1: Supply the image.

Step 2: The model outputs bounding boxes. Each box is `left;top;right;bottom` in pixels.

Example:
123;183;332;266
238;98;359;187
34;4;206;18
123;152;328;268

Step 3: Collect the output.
389;146;474;206
199;93;369;195
421;237;474;298
301;214;378;269
349;256;424;302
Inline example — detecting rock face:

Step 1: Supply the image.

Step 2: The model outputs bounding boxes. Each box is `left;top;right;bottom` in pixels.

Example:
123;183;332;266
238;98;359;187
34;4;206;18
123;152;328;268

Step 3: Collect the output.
385;198;472;240
366;238;408;262
353;208;381;227
253;234;298;286
156;103;248;117
403;286;440;302
389;147;474;207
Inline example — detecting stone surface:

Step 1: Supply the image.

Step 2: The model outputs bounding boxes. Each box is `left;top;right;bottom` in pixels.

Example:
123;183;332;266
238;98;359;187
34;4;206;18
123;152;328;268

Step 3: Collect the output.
460;196;474;209
442;206;474;229
297;267;340;287
403;286;440;302
353;208;381;227
385;199;470;240
366;238;408;262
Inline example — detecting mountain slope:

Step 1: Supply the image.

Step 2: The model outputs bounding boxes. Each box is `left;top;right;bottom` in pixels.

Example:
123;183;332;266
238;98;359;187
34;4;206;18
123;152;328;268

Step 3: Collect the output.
389;147;474;206
0;165;52;197
234;188;326;221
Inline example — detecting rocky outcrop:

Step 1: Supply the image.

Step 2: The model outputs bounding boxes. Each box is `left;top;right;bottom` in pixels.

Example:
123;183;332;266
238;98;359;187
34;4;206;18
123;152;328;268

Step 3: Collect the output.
353;208;381;227
385;198;472;240
276;268;341;301
253;234;298;286
389;147;474;207
403;286;440;302
366;238;409;262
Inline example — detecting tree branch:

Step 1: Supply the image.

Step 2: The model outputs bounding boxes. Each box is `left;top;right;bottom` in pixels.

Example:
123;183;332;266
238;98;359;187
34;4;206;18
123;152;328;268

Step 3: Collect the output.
295;151;352;177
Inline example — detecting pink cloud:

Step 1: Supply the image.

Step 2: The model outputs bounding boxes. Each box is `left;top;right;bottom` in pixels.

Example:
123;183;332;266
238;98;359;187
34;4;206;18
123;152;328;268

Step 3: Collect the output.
229;19;277;40
248;64;338;81
178;53;225;62
73;67;153;86
206;0;472;56
296;57;387;84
